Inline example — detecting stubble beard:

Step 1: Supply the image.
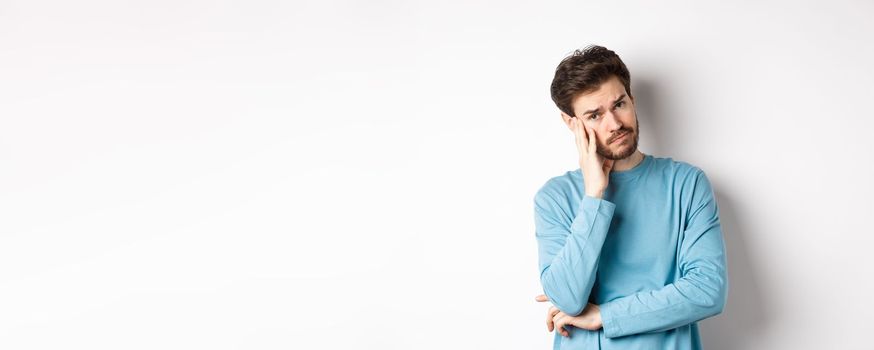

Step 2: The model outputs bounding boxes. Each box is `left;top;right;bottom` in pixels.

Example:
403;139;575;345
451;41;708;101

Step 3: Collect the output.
596;121;640;161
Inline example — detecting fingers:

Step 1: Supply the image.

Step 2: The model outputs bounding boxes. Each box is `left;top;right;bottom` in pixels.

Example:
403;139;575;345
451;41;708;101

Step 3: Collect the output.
553;312;570;337
586;126;597;154
572;118;588;154
572;118;581;152
535;294;549;302
546;306;560;332
578;118;591;144
603;159;614;173
546;310;553;332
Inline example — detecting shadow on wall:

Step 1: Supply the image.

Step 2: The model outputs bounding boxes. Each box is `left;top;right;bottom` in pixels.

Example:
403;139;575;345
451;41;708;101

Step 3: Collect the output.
631;77;673;157
699;192;771;349
634;77;772;348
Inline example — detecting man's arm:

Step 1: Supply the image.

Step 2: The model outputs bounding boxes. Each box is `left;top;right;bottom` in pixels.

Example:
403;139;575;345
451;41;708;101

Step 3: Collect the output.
535;189;616;317
598;170;728;338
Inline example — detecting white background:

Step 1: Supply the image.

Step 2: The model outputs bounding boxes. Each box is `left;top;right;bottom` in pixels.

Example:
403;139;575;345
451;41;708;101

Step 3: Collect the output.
1;0;872;349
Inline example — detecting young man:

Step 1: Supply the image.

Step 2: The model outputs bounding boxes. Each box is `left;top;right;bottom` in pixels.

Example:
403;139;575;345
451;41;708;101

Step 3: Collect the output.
533;45;728;349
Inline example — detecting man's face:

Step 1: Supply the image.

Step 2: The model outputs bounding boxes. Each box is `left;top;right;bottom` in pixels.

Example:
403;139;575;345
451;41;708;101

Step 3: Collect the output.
561;75;639;160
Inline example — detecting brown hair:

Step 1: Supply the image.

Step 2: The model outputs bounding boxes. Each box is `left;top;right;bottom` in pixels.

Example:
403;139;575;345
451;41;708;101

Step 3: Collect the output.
550;45;633;117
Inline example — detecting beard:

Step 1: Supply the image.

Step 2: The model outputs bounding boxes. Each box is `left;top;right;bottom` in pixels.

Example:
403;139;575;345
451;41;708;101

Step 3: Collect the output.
596;123;639;160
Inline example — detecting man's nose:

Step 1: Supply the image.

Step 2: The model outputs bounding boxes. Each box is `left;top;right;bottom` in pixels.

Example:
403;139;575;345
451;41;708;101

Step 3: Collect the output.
603;110;623;132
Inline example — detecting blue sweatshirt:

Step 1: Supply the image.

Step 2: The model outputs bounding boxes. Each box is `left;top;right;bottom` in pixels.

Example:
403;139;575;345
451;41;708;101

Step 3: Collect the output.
534;153;728;349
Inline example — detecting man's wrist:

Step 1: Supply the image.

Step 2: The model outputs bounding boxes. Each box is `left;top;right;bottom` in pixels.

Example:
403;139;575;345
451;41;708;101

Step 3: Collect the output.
595;307;603;329
585;191;604;199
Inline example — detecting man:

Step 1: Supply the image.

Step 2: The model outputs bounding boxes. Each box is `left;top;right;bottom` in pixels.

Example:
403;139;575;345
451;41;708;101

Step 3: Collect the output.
533;45;728;349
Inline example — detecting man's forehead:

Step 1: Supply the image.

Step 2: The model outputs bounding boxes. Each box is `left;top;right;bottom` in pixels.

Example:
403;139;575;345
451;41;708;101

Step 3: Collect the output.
574;91;624;106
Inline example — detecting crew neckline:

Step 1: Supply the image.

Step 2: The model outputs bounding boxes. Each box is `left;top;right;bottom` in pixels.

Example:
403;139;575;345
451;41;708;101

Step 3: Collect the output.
610;153;651;181
576;153;652;182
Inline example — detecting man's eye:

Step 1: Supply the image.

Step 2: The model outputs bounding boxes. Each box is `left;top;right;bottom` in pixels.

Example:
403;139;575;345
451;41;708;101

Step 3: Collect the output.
615;101;625;108
588;113;599;120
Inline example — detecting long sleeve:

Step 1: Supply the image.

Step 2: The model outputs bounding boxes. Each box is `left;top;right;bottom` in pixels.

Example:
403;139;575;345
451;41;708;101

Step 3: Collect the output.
598;170;728;338
535;190;616;316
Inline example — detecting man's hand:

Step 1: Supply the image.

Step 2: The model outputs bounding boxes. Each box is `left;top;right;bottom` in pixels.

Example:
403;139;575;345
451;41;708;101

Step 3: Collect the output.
563;113;614;198
535;294;603;337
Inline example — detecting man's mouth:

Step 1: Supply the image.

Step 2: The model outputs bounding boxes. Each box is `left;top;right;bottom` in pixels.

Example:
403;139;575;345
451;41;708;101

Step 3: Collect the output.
611;131;629;144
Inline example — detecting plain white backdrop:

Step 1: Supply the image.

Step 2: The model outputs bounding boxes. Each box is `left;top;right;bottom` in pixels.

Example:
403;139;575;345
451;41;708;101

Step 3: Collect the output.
1;0;872;349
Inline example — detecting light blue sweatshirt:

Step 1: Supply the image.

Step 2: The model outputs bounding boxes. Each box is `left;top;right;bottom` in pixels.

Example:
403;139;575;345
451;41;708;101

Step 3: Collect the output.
534;153;728;349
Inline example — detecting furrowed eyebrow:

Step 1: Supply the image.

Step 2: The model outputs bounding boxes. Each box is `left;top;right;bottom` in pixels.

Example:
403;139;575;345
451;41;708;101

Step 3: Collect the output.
581;94;627;116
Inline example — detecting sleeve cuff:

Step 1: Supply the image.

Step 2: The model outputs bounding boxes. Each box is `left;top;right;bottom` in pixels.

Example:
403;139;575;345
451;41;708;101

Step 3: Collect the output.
599;301;623;338
582;194;615;209
570;195;616;231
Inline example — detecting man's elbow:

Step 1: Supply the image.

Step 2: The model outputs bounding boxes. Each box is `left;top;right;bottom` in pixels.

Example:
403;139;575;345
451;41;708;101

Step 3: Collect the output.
712;282;728;316
704;293;726;318
685;270;728;318
553;298;585;317
540;270;586;316
701;276;728;318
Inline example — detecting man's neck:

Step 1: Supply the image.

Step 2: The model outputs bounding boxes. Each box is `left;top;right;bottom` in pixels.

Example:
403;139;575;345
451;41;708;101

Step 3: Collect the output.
612;150;645;172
